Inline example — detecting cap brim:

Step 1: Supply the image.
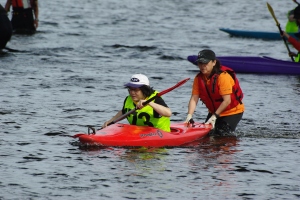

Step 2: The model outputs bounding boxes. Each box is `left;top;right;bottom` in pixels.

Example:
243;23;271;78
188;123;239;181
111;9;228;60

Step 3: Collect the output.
124;83;144;88
196;58;210;64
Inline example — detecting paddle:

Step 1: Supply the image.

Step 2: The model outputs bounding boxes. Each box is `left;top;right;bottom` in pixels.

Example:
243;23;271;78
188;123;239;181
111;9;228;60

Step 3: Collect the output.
267;2;295;62
106;77;190;126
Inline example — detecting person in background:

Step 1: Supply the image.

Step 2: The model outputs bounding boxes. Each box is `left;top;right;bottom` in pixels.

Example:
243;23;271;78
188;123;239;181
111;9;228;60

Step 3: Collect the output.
5;0;39;33
285;8;299;33
282;5;300;62
102;74;172;132
185;49;245;136
0;4;12;50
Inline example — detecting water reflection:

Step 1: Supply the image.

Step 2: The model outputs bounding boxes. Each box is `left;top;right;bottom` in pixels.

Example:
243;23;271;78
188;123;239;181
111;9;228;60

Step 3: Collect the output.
197;136;240;153
184;136;241;193
120;147;169;172
73;136;240;175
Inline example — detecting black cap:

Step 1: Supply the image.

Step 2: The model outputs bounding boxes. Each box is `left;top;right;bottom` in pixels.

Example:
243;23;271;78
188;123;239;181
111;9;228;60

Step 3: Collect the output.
294;6;300;19
196;49;216;64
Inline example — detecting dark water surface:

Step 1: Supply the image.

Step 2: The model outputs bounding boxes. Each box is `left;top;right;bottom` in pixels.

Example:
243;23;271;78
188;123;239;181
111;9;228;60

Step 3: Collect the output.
1;0;300;199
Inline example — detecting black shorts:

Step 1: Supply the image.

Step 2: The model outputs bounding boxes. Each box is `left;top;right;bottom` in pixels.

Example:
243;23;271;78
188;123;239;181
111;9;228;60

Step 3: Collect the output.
205;112;243;136
12;8;35;33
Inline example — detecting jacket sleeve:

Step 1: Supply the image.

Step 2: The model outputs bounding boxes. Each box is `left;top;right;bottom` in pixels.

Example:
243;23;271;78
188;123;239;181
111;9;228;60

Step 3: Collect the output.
288;36;300;52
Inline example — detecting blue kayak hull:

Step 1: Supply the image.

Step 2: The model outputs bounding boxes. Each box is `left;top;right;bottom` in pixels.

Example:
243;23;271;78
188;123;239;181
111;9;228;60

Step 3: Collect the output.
187;55;300;75
219;28;298;40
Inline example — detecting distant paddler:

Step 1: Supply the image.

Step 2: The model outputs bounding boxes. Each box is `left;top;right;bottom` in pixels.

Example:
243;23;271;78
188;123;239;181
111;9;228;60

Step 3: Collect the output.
285;7;299;33
267;2;295;61
282;5;300;62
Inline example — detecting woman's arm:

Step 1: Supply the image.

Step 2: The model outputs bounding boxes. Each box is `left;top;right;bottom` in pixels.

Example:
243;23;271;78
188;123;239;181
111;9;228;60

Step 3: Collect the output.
32;0;39;28
215;94;231;116
137;99;172;117
148;101;172;117
4;0;11;12
187;94;199;116
102;110;123;128
184;94;199;123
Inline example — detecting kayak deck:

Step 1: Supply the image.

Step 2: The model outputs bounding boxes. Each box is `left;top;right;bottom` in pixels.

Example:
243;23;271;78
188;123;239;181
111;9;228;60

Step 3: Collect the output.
74;122;212;147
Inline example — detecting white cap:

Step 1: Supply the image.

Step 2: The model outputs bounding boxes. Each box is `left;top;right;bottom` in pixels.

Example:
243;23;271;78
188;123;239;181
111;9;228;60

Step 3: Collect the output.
124;74;150;88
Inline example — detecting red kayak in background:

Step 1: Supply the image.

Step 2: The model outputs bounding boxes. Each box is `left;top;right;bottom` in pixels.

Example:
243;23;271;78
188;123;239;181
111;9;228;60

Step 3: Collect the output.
73;122;212;147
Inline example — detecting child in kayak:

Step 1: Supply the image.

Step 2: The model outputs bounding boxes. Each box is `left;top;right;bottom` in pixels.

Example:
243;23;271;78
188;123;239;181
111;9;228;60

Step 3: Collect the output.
184;49;245;136
102;74;172;132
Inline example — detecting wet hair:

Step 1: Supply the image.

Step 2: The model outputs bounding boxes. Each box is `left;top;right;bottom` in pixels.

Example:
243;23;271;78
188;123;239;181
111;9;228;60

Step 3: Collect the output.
139;85;155;98
208;59;222;78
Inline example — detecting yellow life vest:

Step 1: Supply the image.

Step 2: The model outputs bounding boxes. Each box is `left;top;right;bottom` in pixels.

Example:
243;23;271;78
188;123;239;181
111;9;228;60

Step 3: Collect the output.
123;91;171;132
285;10;298;33
294;53;300;62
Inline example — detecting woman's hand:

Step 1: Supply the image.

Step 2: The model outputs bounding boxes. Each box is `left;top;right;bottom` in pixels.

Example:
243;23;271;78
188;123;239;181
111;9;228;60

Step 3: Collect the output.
102;121;109;129
137;100;146;109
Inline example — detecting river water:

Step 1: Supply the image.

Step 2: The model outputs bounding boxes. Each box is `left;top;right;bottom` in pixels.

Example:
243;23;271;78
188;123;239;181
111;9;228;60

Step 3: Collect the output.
1;0;299;199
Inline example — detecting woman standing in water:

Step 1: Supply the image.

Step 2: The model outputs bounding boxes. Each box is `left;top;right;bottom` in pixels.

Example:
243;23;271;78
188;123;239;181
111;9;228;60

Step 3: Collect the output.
5;0;39;33
185;49;245;136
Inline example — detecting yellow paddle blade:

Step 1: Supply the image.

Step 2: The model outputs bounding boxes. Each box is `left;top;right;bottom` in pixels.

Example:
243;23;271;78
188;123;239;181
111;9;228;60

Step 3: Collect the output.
267;2;280;26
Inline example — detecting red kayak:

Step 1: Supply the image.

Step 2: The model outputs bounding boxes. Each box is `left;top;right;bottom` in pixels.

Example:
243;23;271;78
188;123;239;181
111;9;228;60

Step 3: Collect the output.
73;122;212;147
